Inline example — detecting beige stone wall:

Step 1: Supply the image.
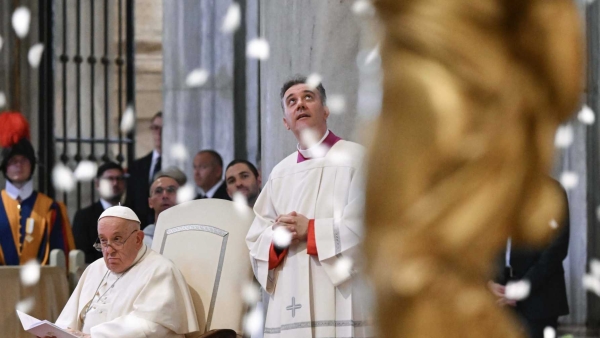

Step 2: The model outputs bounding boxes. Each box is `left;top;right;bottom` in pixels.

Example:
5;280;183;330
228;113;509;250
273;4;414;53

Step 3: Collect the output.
132;0;163;158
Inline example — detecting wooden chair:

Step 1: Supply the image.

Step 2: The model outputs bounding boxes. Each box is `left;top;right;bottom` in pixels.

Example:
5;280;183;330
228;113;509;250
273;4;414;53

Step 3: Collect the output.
152;199;255;338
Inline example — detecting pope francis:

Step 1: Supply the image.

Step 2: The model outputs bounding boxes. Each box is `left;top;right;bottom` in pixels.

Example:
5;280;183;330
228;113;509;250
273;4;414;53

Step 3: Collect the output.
50;206;199;338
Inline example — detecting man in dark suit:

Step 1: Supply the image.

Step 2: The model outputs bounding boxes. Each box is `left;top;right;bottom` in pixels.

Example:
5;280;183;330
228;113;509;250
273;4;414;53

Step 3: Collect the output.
125;112;162;228
192;150;230;200
72;162;126;263
491;181;570;338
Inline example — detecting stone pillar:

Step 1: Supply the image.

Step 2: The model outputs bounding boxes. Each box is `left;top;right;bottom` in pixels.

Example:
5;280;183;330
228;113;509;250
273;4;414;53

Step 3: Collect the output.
162;0;236;181
258;0;377;176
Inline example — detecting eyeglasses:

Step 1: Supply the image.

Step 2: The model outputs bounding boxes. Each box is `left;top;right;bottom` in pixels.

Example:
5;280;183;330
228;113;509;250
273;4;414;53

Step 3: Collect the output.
93;230;138;252
152;186;177;195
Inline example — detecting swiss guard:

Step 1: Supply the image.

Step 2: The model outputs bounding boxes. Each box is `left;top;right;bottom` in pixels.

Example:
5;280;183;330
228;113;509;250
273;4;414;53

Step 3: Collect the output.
0;111;75;265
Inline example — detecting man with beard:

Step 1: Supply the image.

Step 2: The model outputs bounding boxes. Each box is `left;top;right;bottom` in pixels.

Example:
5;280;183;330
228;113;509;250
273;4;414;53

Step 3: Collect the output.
73;162;126;264
225;159;261;207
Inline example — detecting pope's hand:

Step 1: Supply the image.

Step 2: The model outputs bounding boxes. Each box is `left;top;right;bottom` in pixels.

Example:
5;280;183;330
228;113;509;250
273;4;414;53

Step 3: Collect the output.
65;328;91;338
276;211;309;243
487;281;516;307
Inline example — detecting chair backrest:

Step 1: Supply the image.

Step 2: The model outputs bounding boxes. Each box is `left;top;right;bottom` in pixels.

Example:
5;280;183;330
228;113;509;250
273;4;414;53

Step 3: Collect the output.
152;199;255;335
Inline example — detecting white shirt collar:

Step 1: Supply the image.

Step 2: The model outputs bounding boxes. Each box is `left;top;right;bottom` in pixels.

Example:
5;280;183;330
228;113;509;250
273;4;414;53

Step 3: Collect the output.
152;149;160;162
5;180;34;201
297;130;329;159
196;180;224;198
99;199;114;210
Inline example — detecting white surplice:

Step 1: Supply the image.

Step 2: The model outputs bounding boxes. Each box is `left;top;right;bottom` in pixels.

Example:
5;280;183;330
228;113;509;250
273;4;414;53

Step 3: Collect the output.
246;140;372;338
56;245;199;338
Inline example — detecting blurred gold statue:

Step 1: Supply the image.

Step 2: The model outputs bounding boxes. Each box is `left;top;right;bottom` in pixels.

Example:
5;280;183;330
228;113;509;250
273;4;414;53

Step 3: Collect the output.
364;1;583;337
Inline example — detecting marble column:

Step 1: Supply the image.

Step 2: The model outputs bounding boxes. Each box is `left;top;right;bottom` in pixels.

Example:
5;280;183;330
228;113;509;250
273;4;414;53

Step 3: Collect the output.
162;0;236;182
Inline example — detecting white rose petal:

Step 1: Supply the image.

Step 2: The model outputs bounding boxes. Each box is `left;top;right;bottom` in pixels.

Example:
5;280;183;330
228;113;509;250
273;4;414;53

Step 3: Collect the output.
560;171;579;190
543;327;556;338
74;161;98;182
0;35;3;52
352;0;375;17
243;306;264;336
549;219;558;229
233;191;249;213
328;95;346;115
98;178;114;199
221;3;241;33
241;283;261;305
583;274;600;296
505;280;531;301
185;68;209;88
16;297;35;314
120;106;135;134
334;256;354;278
28;43;44;69
20;260;40;286
177;183;196;204
170;143;189;162
554;125;573;148
578;105;596;125
273;226;292;249
12;7;31;38
0;91;6;109
247;39;270;60
306;73;322;90
52;164;76;192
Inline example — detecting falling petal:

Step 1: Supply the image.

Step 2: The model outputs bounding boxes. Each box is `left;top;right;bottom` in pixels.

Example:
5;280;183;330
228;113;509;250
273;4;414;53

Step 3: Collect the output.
306;73;322;90
505;280;531;301
16;297;35;314
177;183;196;204
247;39;270;60
98;178;114;199
74;161;98;182
583;274;600;296
170;143;189;162
0;35;3;52
356;47;381;74
0;91;6;109
365;45;380;65
300;128;329;158
273;226;292;249
352;0;375;17
549;219;558;229
120;106;135;134
241;283;261;305
12;7;31;39
233;191;249;213
334;256;354;278
27;43;44;68
328;95;346;115
243;306;264;336
221;3;241;33
543;327;556;338
185;68;209;88
591;259;600;278
560;171;579;190
20;260;40;286
554;125;573;148
578;105;596;125
52;164;76;192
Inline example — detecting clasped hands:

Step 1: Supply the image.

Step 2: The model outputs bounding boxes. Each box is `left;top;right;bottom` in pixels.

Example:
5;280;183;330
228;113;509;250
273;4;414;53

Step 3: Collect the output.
273;211;309;245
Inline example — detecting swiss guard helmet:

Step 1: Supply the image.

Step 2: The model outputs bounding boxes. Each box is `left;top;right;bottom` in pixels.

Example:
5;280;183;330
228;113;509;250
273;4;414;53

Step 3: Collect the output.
0;111;36;181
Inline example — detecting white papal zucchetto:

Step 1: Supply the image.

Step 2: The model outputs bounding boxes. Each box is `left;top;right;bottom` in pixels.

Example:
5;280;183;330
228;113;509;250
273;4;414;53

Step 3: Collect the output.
98;205;141;223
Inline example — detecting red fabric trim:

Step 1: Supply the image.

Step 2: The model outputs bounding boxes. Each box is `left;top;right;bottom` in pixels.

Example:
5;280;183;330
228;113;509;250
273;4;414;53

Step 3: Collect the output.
269;243;288;270
307;219;317;256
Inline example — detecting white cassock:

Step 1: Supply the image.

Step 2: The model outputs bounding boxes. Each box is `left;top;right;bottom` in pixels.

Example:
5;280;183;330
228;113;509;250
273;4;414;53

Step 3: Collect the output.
247;139;372;338
56;245;199;338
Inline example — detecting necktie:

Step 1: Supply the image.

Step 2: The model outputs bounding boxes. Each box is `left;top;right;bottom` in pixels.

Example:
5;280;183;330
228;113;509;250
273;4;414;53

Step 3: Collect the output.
151;156;162;182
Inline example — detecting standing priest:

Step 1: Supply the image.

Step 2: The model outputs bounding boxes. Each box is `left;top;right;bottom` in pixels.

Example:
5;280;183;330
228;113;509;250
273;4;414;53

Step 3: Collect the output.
53;205;199;337
246;76;371;337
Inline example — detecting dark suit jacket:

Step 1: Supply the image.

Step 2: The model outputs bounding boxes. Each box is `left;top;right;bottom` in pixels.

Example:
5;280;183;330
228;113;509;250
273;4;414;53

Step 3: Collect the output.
72;201;104;263
195;181;231;200
125;152;153;228
497;186;570;321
